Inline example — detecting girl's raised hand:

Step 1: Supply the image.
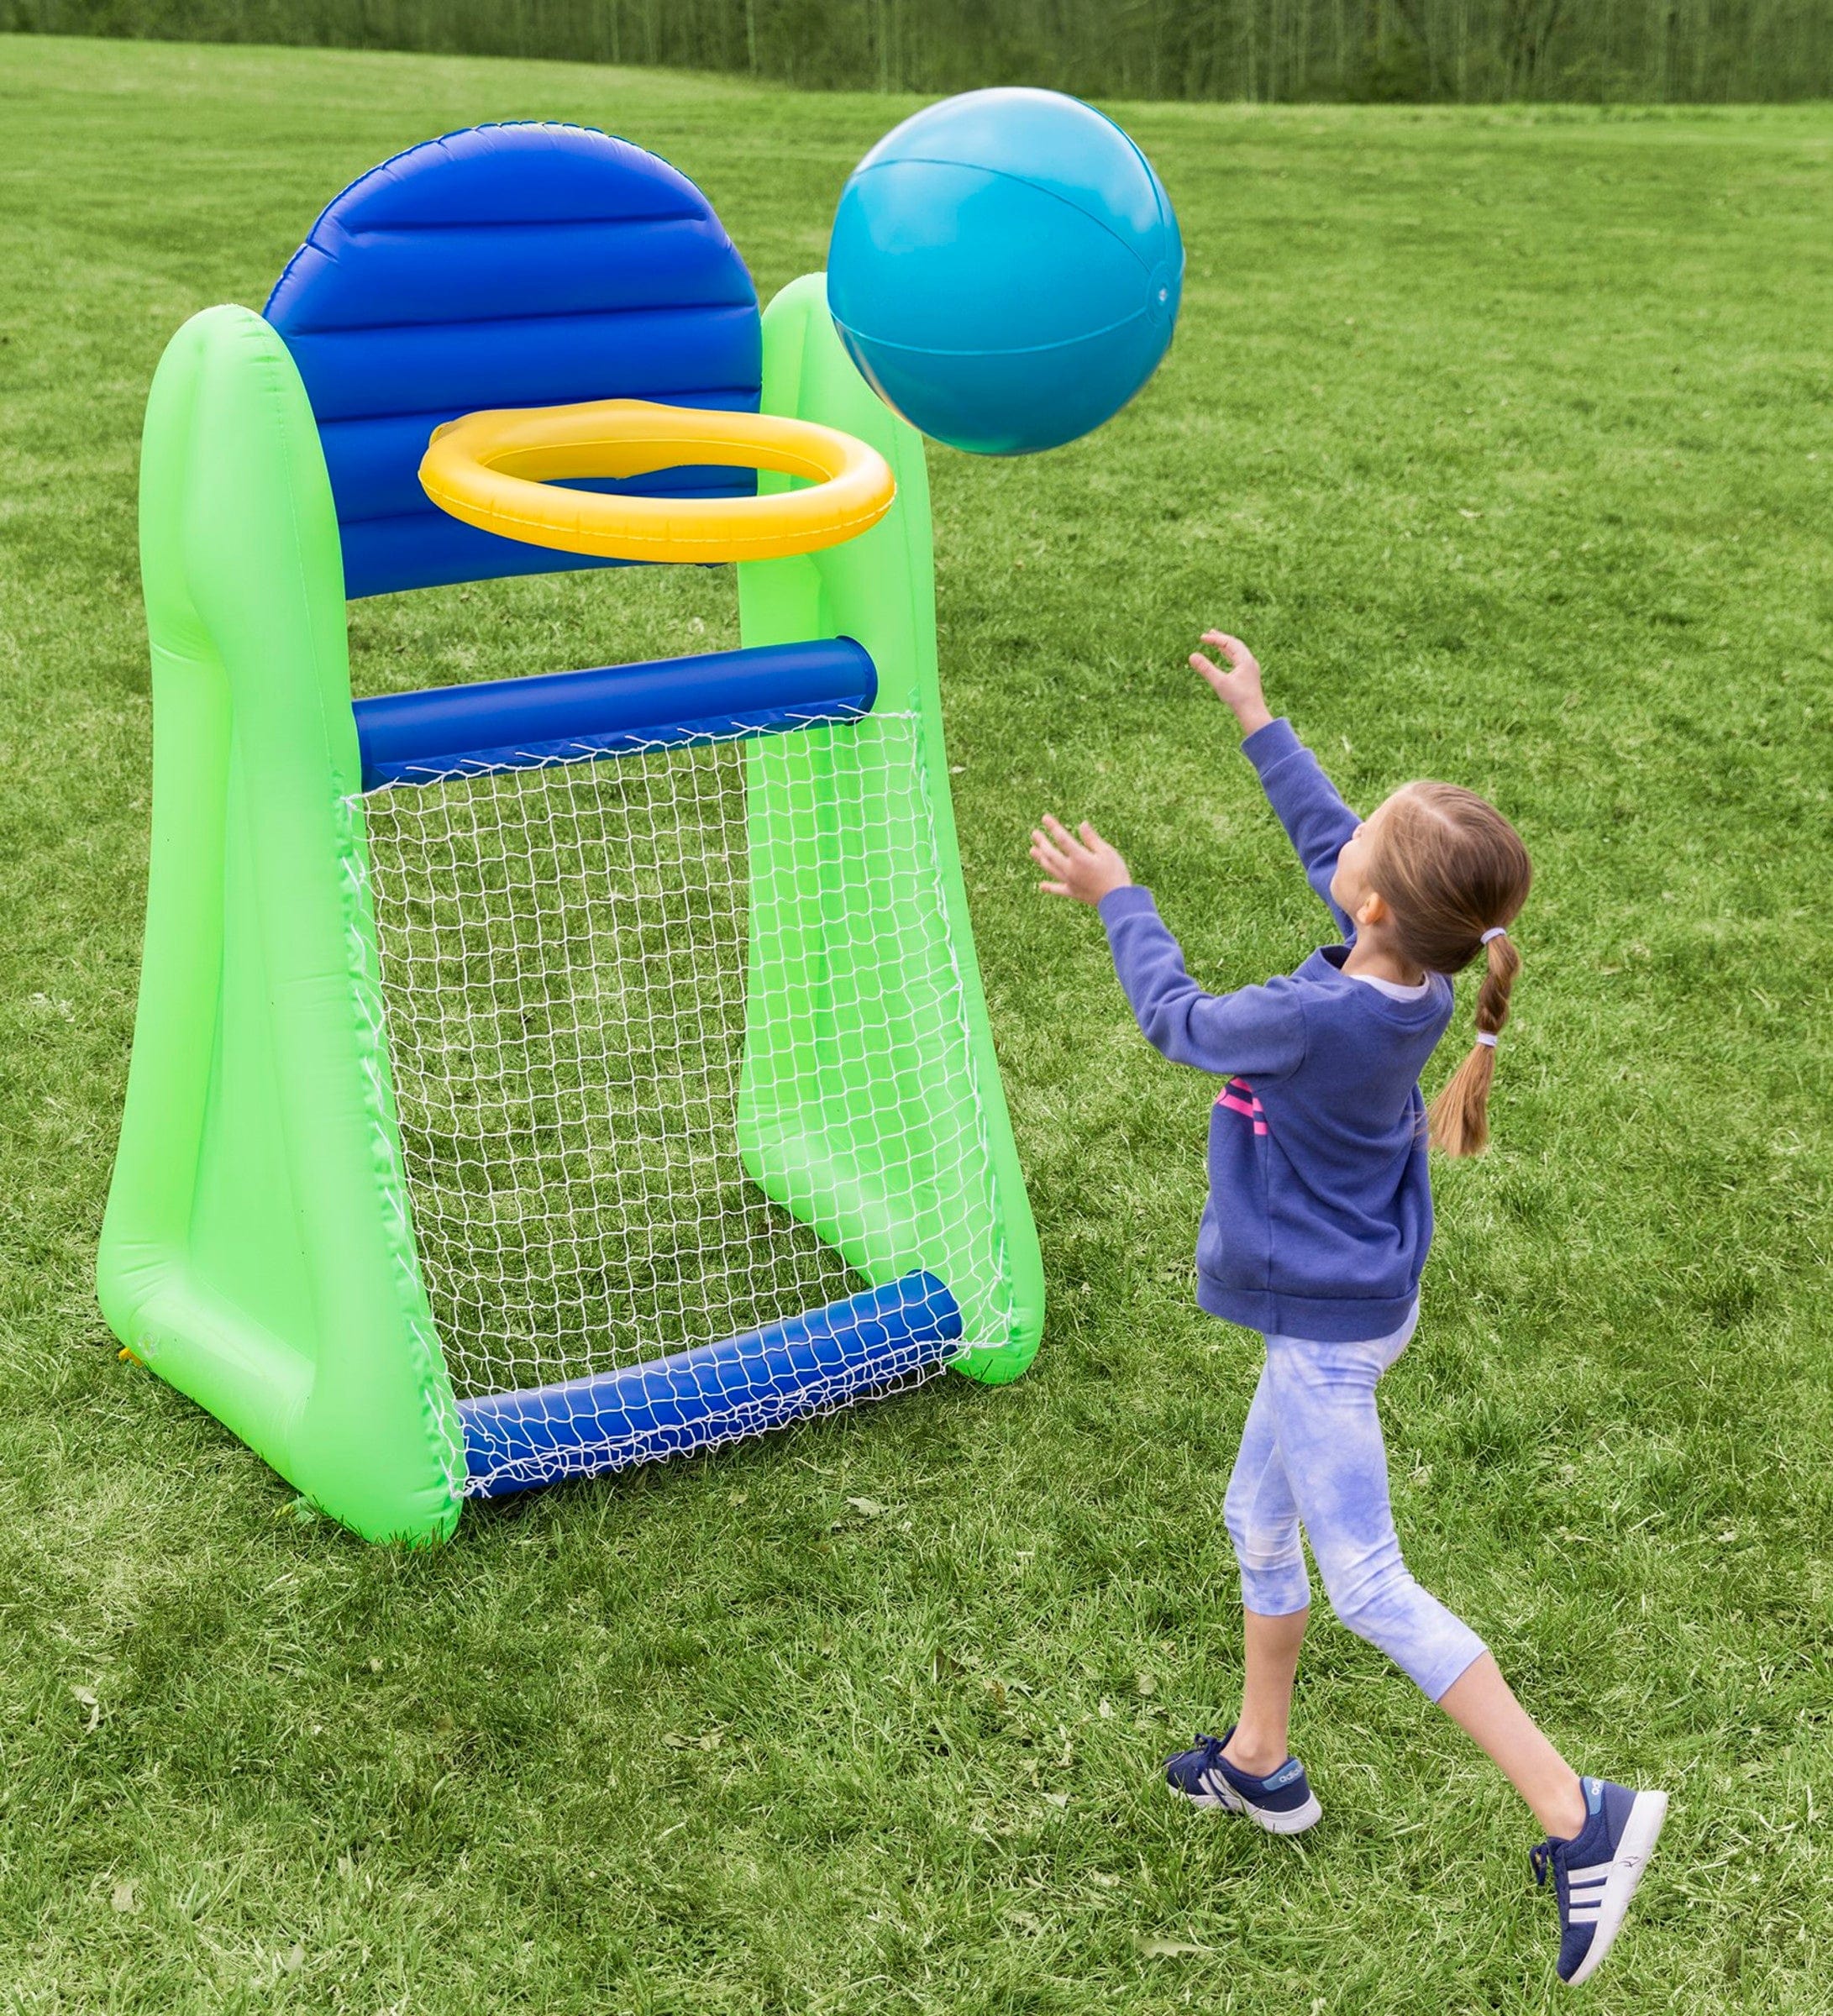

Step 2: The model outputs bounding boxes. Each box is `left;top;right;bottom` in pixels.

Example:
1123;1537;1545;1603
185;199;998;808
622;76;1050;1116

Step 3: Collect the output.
1190;630;1274;737
1030;814;1132;906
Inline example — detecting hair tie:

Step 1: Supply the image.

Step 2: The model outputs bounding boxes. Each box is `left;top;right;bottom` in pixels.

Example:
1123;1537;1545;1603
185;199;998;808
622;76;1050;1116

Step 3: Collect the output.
1480;927;1508;945
1476;1032;1499;1049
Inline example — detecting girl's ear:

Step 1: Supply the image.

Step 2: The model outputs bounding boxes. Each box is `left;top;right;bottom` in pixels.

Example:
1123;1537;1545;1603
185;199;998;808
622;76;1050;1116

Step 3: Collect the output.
1357;890;1389;928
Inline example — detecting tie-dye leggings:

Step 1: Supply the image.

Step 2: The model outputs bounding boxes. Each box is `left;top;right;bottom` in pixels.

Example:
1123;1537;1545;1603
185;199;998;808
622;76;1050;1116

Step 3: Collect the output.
1222;1302;1487;1703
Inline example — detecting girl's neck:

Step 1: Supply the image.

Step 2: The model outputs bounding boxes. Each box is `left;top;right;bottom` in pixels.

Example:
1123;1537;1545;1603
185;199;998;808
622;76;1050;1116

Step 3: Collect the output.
1342;933;1426;989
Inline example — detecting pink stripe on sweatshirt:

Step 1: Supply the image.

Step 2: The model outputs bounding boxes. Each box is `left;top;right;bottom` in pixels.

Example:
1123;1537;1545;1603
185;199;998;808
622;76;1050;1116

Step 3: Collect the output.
1217;1078;1268;1133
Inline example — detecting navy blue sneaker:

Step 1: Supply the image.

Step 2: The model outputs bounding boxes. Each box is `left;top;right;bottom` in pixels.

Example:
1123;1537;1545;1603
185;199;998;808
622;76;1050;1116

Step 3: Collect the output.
1531;1776;1668;1987
1163;1728;1322;1835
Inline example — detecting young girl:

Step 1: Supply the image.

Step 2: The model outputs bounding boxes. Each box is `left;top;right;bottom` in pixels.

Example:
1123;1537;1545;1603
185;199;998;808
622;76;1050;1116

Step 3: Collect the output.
1029;633;1667;1989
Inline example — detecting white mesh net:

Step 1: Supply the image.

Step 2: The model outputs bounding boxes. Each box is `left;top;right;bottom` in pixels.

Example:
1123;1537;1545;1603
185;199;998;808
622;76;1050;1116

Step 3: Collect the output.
356;710;1009;1494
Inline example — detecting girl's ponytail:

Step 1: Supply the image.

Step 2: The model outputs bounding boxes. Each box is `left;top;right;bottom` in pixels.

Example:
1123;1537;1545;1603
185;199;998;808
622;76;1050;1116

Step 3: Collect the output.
1426;928;1520;1158
1370;783;1532;1158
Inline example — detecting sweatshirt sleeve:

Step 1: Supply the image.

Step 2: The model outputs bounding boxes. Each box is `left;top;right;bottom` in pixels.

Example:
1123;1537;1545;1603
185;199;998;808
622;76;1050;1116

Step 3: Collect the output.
1242;717;1358;939
1096;886;1308;1080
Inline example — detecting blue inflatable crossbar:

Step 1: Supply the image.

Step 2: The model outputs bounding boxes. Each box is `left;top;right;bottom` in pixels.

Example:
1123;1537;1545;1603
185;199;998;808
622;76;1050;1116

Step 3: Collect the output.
458;1270;963;1495
354;637;877;788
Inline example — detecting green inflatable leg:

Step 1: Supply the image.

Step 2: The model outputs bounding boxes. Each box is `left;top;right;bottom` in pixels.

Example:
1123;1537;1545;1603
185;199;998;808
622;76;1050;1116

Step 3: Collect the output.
97;307;463;1543
736;276;1045;1383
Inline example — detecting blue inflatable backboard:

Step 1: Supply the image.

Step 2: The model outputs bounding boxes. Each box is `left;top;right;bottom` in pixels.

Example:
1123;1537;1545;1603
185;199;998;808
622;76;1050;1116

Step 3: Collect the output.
265;123;763;599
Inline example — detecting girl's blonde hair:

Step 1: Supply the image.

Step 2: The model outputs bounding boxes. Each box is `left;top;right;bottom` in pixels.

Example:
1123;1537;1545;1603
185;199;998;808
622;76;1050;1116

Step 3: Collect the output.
1368;783;1532;1158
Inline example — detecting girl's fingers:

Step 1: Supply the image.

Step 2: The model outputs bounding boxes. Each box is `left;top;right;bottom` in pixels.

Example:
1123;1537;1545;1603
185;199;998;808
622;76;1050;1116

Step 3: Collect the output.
1190;652;1226;683
1037;879;1070;897
1039;814;1093;861
1201;631;1253;668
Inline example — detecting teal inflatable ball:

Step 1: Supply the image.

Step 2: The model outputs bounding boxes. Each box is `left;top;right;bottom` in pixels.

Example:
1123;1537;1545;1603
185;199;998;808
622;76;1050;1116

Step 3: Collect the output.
827;87;1184;457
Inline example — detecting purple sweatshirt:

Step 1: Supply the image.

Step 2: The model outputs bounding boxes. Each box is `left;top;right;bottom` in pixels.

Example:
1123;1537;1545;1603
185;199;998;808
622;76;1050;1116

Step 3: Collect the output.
1096;718;1453;1343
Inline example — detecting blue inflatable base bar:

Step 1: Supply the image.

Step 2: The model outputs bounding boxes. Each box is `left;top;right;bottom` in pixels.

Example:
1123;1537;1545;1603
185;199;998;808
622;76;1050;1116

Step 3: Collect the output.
354;637;877;789
458;1271;963;1496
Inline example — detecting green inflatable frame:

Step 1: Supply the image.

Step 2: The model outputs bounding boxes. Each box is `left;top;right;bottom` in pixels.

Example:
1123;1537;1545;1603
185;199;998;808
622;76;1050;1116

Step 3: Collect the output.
97;276;1045;1542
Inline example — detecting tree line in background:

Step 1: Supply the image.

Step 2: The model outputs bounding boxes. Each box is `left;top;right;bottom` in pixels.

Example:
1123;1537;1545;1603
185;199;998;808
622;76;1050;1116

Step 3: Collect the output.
10;0;1832;100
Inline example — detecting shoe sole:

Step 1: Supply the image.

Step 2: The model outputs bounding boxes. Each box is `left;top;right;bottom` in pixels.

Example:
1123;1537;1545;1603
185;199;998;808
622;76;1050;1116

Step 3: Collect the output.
1170;1780;1323;1835
1564;1789;1669;1988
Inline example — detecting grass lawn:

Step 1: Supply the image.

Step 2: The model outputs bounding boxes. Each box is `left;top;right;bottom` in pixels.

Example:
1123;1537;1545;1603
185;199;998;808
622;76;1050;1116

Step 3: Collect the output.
3;32;1831;2014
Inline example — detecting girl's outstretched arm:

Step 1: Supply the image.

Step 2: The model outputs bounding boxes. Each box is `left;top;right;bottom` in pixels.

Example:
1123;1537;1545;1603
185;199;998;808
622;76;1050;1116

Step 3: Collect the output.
1191;633;1358;935
1030;816;1307;1080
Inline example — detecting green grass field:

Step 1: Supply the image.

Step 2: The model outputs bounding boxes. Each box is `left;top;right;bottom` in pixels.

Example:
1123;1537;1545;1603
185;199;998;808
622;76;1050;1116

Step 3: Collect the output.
3;34;1831;2014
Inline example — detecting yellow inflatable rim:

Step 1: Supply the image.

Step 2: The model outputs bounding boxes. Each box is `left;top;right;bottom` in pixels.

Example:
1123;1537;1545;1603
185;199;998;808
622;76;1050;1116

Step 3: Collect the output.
418;398;896;565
